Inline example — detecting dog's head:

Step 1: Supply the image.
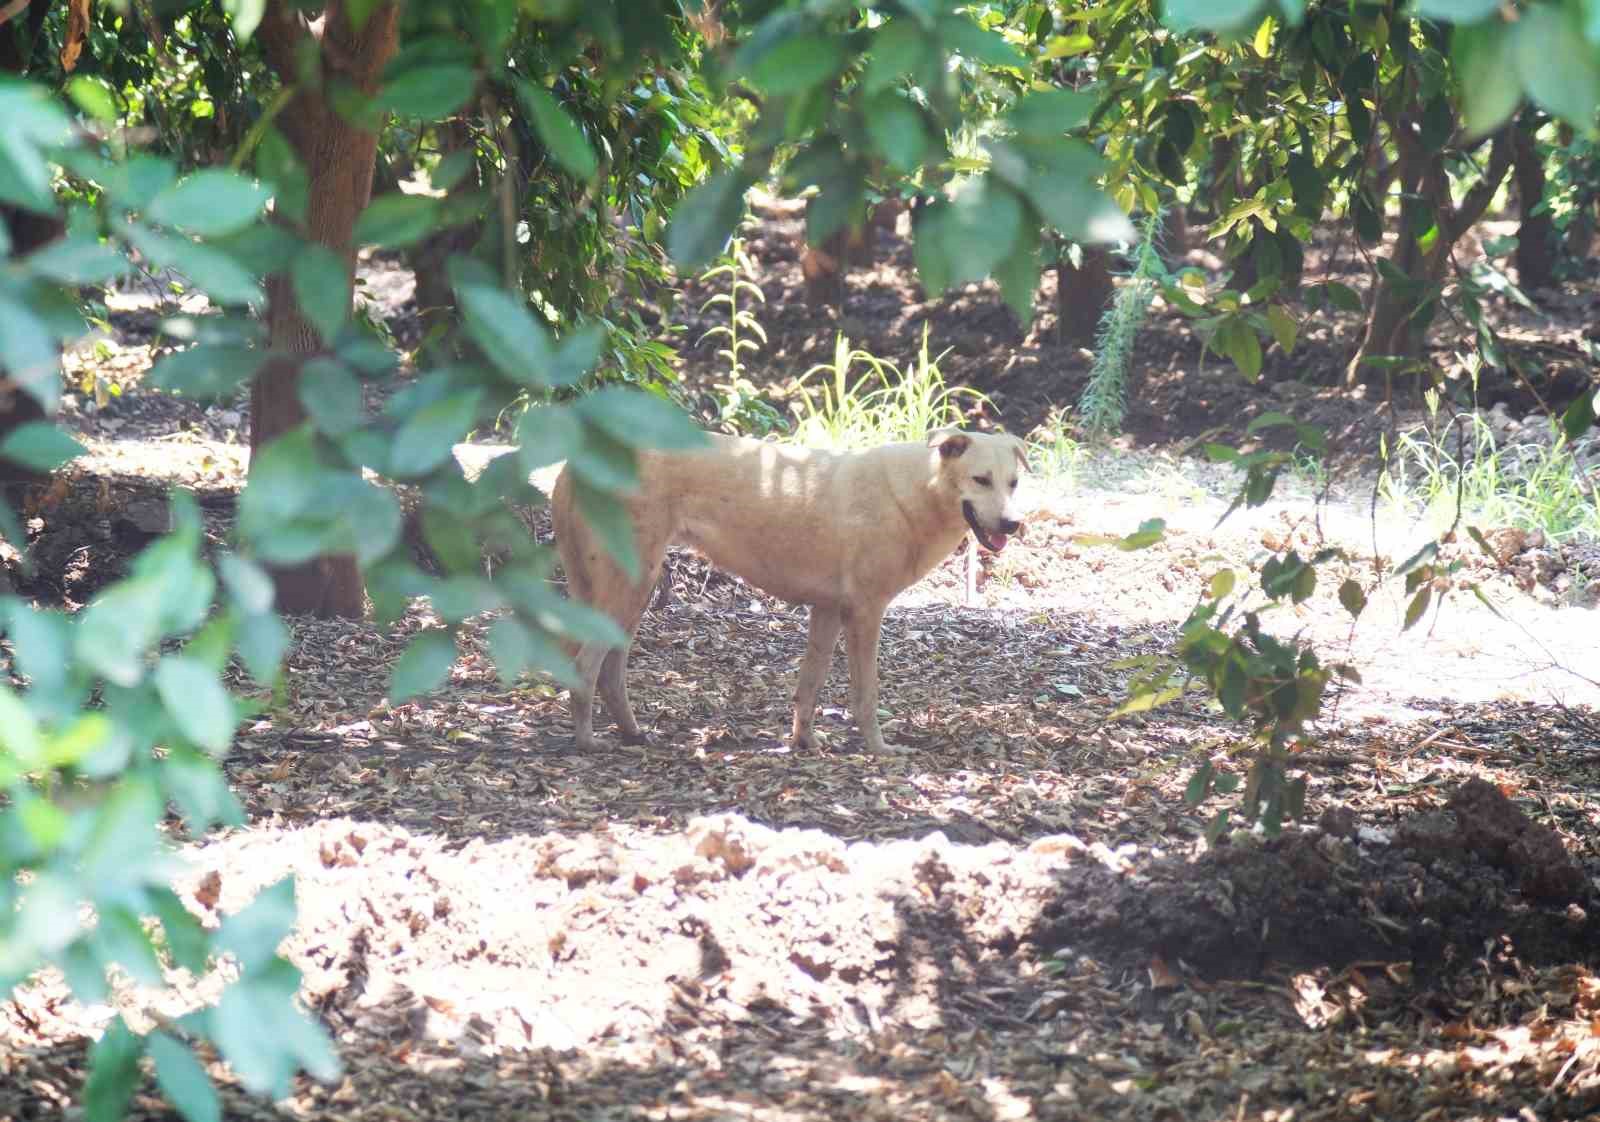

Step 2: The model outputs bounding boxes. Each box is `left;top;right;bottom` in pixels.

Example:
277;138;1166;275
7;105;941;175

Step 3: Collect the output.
928;428;1028;552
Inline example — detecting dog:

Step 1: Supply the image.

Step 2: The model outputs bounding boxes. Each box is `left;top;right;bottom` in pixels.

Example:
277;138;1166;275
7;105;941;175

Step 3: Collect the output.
551;428;1027;752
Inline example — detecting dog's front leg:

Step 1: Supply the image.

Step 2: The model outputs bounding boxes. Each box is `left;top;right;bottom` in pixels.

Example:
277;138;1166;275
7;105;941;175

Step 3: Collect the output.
843;604;890;753
791;605;843;749
570;641;610;751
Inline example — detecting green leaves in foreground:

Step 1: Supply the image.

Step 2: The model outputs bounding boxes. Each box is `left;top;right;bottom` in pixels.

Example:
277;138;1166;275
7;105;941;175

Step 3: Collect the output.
0;495;335;1122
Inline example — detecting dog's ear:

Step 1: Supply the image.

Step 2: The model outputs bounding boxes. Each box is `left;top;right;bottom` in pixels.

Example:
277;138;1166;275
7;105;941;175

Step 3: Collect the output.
1005;434;1029;472
927;428;970;460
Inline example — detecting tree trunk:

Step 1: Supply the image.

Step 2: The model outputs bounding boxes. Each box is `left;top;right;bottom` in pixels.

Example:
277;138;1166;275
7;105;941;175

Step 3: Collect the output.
1159;206;1189;269
1055;245;1113;349
1346;118;1515;388
253;0;398;617
1513;116;1557;292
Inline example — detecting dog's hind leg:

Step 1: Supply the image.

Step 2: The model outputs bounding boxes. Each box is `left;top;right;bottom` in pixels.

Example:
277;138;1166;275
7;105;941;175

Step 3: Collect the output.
586;556;661;746
598;642;647;744
791;605;842;749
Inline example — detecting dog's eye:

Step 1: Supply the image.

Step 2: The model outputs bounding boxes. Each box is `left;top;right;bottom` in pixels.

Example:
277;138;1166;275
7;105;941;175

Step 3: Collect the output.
973;474;993;488
1008;478;1018;491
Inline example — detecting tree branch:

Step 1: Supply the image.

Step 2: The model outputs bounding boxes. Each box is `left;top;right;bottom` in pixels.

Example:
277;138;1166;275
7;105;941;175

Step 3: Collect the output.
0;0;30;29
1447;126;1514;240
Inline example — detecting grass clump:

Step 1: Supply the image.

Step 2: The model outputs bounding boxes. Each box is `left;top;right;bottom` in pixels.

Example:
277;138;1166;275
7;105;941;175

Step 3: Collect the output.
788;326;988;450
1075;209;1168;437
1380;405;1600;543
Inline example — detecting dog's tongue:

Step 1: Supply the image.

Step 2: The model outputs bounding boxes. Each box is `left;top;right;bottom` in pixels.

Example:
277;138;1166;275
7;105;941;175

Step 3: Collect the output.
985;533;1009;552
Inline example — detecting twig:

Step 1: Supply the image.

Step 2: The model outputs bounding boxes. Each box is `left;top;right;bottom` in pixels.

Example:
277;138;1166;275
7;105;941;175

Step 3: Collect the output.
229;85;297;172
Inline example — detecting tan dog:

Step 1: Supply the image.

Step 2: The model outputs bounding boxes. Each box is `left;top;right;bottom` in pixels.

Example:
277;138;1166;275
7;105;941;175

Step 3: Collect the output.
552;429;1027;752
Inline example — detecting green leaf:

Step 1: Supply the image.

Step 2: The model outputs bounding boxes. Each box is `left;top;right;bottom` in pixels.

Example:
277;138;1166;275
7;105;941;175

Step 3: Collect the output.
155;656;237;755
221;0;265;39
574;387;708;452
1218;320;1263;379
390;390;483;477
1266;305;1298;353
209;958;338;1098
740;33;846;95
147;343;266;401
1007;89;1095;137
1162;0;1264;34
354;193;442;249
0;294;59;407
995;238;1041;323
1338;578;1367;619
1285;152;1325;217
66;75;119;123
146;170;272;237
917;179;1022;293
235;613;289;685
547;323;605;387
668;171;750;270
25;234;129;284
290;244;351;345
486;616;578;688
326;476;402;565
80;777;164;886
84;1020;144;1122
1411;0;1504;21
457;284;553;384
1513;4;1600;127
1561;388;1596;440
865;19;932;94
1322;281;1362;313
865;94;931;173
1403;584;1432;631
1184;761;1215;807
297;357;365;437
0;686;44;773
1210;569;1237;599
216;877;296;972
1395;540;1439;576
91;906;165;985
149;1031;221;1122
380;64;478;119
565;424;639;492
517;404;583;472
515;80;598;179
123;224;262;307
163;749;244;830
937;13;1026;67
1450;22;1521;138
5;603;71;703
0;85;72;212
0;422;85;472
149;887;211;974
390;629;458;703
571;475;639;581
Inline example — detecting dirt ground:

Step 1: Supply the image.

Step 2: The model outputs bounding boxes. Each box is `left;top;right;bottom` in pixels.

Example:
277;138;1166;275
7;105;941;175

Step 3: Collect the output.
2;208;1600;1122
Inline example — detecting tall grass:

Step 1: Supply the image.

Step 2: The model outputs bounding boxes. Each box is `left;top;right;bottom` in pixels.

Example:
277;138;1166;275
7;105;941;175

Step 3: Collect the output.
1380;411;1600;542
788;326;988;450
1076;209;1168;436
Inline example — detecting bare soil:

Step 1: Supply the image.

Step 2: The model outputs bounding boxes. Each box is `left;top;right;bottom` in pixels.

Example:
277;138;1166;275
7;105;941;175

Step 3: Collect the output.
3;211;1600;1122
